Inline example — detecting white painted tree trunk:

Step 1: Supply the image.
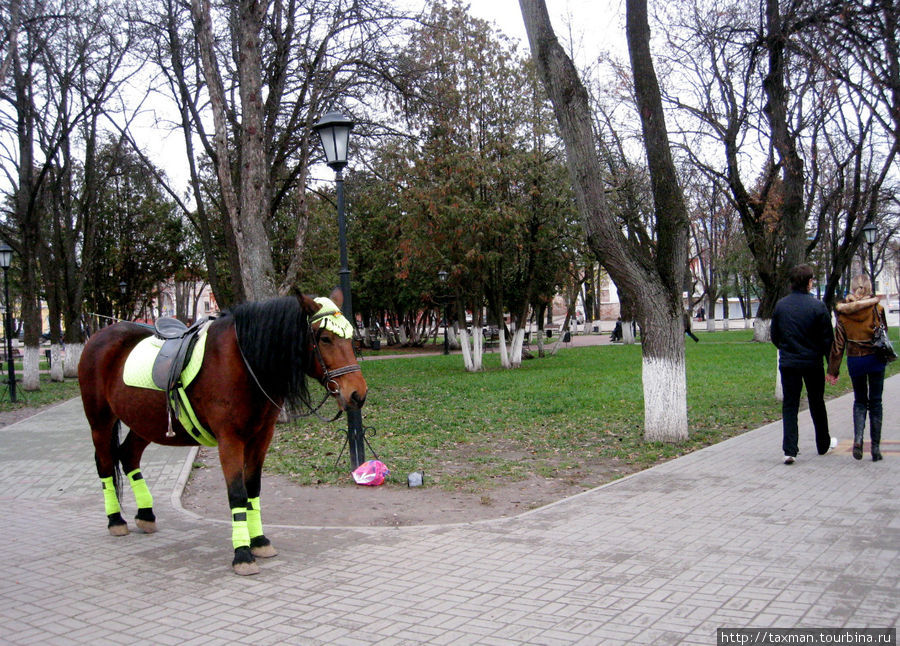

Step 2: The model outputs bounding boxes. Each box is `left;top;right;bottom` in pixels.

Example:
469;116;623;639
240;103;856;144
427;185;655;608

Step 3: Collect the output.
754;318;771;343
447;324;459;350
722;316;730;331
641;353;688;442
706;313;716;332
548;331;566;356
458;327;475;372
509;328;526;368
63;341;84;378
745;317;751;329
471;325;484;371
50;343;64;382
622;320;636;344
23;345;40;390
775;354;783;402
499;326;510;369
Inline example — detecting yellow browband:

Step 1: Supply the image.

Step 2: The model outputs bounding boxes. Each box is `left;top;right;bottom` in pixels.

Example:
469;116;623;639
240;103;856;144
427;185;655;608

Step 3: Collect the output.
311;297;355;339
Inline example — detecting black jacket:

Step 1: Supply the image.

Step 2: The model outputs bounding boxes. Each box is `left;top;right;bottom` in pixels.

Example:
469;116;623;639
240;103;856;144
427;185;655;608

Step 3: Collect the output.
771;290;834;369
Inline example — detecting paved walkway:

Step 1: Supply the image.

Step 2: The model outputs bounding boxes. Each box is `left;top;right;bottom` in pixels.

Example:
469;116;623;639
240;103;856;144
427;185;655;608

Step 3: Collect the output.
0;376;897;645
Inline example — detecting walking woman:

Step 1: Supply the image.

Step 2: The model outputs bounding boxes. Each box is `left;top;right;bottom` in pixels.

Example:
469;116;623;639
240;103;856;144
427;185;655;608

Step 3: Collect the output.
826;275;887;461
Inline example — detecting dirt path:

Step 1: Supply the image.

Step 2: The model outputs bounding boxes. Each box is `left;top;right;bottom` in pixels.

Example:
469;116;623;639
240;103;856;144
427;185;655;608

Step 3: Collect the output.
179;446;619;527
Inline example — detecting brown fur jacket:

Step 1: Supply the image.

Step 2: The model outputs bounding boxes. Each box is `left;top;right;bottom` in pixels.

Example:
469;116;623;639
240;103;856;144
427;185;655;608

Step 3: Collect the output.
827;296;887;376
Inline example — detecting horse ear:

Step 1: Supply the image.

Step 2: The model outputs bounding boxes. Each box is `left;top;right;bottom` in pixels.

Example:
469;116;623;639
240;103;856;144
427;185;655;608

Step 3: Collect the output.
329;286;344;308
298;293;320;316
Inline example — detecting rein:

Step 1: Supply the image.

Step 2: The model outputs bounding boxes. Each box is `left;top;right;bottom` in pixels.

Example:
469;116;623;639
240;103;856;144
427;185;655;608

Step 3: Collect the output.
297;312;361;422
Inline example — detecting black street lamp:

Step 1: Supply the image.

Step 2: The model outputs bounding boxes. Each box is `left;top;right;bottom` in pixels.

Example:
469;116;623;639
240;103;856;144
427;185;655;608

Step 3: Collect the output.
863;222;877;291
119;281;128;320
0;242;17;402
313;109;366;469
438;270;449;355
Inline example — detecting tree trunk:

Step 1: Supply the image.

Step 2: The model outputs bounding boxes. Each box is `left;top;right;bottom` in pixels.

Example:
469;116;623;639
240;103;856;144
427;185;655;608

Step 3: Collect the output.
520;0;689;442
471;325;484;371
641;303;688;442
498;325;510;369
721;291;730;331
509;328;526;368
755;317;772;342
50;343;64;382
458;327;475;371
191;0;276;302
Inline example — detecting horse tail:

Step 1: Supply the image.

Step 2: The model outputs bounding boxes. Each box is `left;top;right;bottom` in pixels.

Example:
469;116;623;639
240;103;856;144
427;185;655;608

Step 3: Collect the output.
111;421;123;497
94;420;123;500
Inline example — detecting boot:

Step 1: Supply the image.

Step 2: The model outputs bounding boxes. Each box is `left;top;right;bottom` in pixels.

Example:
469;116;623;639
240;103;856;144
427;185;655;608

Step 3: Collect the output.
852;403;866;461
870;406;882;462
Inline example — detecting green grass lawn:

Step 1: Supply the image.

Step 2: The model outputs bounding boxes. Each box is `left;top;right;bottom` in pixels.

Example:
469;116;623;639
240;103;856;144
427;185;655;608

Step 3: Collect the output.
3;329;895;493
0;374;81;411
267;328;899;491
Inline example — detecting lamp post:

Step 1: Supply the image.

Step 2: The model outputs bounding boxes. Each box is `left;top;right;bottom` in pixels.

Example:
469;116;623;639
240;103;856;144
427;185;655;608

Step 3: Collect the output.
0;242;16;403
863;222;877;292
119;281;127;321
313;109;366;469
438;270;449;355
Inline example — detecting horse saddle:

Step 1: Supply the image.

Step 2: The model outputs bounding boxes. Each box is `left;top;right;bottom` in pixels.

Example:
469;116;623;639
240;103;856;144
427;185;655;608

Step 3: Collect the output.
151;318;209;392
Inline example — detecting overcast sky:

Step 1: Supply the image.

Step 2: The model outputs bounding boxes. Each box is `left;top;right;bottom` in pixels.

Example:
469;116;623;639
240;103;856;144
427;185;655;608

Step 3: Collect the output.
434;0;627;63
132;0;630;196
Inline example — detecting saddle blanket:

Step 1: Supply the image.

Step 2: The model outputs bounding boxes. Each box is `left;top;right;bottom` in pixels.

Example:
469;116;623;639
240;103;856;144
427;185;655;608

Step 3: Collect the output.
121;323;216;446
122;324;209;390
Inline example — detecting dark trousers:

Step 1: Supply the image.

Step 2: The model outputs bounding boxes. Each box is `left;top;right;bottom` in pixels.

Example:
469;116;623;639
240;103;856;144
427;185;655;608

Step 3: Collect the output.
850;370;884;447
780;366;831;457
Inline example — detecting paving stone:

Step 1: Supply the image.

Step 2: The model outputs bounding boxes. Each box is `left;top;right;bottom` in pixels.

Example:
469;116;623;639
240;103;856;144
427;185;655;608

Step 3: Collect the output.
1;379;897;643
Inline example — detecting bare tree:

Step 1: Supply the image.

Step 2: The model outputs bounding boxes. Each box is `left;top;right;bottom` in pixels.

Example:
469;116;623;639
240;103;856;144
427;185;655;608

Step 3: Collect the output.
129;0;406;303
520;0;690;442
1;0;131;385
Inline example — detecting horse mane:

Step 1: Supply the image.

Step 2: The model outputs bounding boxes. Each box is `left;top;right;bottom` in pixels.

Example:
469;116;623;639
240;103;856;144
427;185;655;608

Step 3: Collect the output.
228;296;310;408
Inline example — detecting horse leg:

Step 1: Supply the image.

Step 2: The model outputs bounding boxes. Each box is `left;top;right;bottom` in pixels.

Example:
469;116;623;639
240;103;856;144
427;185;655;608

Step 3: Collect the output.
218;436;259;576
119;431;156;534
91;418;129;536
245;432;277;559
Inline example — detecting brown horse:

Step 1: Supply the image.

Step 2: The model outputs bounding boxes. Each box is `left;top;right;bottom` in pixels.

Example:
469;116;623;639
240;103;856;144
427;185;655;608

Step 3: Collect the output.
78;288;367;575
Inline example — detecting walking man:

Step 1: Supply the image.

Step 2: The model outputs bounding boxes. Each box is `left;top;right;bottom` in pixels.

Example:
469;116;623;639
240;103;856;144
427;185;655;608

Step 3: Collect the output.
770;264;837;464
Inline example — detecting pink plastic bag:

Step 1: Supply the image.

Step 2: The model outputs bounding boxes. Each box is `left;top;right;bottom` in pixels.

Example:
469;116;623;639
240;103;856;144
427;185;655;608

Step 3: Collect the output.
352;460;390;486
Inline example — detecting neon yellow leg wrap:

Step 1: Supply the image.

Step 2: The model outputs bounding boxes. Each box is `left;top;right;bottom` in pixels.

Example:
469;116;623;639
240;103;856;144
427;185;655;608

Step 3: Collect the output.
101;476;120;516
231;507;250;549
247;497;263;539
127;469;154;509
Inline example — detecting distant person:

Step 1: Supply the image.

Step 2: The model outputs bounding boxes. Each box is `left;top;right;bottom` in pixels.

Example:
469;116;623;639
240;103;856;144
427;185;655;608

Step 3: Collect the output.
684;313;699;343
770;264;837;464
697;306;705;322
826;275;887;461
610;318;623;343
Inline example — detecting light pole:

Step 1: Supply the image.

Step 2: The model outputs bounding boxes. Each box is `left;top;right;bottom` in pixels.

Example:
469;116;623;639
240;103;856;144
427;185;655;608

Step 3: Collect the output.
0;242;16;403
438;270;449;355
863;222;877;292
313;109;366;469
119;281;127;321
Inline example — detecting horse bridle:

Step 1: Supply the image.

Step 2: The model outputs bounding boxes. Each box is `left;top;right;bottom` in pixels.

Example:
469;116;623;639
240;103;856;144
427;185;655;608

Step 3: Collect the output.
299;308;361;421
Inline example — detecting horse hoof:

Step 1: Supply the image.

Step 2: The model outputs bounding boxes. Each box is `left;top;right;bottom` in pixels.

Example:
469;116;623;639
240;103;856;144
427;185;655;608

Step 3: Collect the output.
233;561;260;576
135;519;157;534
108;524;129;537
251;544;277;558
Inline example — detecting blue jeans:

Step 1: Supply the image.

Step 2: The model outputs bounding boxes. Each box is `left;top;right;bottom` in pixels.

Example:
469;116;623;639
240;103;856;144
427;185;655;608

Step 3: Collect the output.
850;370;884;447
780;366;831;457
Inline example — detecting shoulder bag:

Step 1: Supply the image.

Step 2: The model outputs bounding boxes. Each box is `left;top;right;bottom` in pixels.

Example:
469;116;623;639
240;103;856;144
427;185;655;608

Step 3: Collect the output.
871;306;897;364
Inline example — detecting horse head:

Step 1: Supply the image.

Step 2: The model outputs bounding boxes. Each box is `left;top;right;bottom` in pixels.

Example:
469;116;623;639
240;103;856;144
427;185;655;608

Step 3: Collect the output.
299;287;367;411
